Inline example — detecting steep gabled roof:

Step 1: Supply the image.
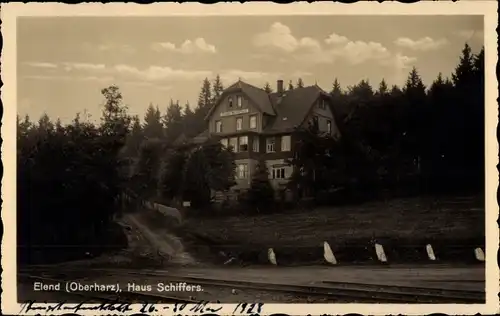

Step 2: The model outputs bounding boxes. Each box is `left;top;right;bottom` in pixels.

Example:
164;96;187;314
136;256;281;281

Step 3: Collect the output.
201;79;344;137
205;80;275;120
265;85;327;133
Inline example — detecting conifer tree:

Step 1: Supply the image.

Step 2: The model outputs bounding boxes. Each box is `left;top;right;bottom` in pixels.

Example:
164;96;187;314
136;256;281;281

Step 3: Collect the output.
296;78;305;88
263;82;273;93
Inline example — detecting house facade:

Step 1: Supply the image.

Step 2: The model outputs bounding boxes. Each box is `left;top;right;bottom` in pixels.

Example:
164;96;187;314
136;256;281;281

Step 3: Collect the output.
191;79;341;192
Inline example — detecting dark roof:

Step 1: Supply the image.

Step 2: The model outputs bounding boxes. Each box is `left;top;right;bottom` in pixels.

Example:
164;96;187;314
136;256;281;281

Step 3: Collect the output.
172;133;188;146
201;79;343;137
172;130;209;147
265;85;327;133
192;129;209;144
205;80;275;120
230;81;276;115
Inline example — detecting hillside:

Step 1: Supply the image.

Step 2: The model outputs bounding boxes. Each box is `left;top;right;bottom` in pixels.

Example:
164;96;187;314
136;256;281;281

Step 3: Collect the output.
181;195;485;265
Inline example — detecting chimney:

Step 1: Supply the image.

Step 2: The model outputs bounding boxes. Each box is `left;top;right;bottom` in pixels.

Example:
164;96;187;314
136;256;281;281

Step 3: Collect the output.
277;79;284;94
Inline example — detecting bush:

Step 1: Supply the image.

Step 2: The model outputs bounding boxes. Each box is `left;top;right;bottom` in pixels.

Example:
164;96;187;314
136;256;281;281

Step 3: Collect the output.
246;159;275;212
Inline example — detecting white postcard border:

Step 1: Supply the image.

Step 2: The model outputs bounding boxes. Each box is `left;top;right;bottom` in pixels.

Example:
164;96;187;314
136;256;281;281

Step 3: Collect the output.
2;2;498;315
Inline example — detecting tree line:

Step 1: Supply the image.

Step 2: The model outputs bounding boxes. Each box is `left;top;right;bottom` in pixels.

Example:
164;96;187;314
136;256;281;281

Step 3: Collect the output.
17;43;483;263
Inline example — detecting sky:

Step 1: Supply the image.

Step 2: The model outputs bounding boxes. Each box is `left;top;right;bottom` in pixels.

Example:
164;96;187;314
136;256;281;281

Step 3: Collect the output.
17;15;484;123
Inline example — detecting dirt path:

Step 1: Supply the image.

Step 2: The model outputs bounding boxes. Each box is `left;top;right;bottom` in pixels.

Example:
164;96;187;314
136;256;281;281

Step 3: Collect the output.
124;213;196;265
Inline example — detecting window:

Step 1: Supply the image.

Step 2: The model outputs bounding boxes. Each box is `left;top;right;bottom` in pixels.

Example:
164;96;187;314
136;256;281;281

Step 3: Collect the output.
220;138;228;148
215;120;222;133
239;136;248;152
229;137;238;152
272;167;286;179
252;136;260;152
327;120;332;134
310;115;319;128
237;164;248;179
237;96;242;107
249;115;257;129
281;135;291;152
266;137;275;153
319;99;327;110
228;97;233;108
236;117;243;131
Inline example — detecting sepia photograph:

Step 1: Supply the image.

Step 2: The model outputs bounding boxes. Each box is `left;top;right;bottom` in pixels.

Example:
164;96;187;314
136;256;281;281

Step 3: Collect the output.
2;2;498;315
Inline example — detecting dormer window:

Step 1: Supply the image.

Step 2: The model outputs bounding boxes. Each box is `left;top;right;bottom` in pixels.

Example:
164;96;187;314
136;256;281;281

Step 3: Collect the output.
237;96;242;107
319;99;326;110
228;97;233;108
310;116;319;129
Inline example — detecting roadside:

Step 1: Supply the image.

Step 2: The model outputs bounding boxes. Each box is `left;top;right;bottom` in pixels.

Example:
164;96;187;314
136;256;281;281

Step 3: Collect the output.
18;264;485;304
25;195;484;270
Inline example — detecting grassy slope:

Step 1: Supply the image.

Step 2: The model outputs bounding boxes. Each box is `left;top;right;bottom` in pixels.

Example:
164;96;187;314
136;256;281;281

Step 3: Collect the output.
181;195;485;264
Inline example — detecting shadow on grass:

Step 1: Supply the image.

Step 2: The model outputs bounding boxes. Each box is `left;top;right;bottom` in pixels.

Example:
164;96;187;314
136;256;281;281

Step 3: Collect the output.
179;195;485;266
18;221;129;266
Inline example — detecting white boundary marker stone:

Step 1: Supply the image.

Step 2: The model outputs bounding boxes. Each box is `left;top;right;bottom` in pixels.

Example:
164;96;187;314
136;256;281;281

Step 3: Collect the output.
375;243;387;263
323;241;337;264
474;247;485;261
426;244;437;261
268;248;277;265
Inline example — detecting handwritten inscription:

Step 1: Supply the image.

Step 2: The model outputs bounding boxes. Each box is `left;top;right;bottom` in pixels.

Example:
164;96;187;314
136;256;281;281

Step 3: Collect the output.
233;302;264;314
20;299;257;315
20;300;133;314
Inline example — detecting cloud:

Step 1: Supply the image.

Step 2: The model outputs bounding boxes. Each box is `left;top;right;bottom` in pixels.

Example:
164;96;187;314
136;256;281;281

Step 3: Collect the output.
253;22;322;53
114;64;212;81
22;74;115;83
332;41;392;65
394;36;448;51
378;53;417;70
393;53;418;69
253;22;414;68
152;42;176;51
23;62;58;69
62;62;106;72
78;76;115;83
24;61;280;85
81;42;136;54
325;33;349;45
152;37;216;54
113;65;285;86
121;81;173;91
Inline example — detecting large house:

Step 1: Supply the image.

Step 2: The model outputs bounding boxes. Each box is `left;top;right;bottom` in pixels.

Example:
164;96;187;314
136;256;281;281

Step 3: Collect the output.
184;79;341;192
